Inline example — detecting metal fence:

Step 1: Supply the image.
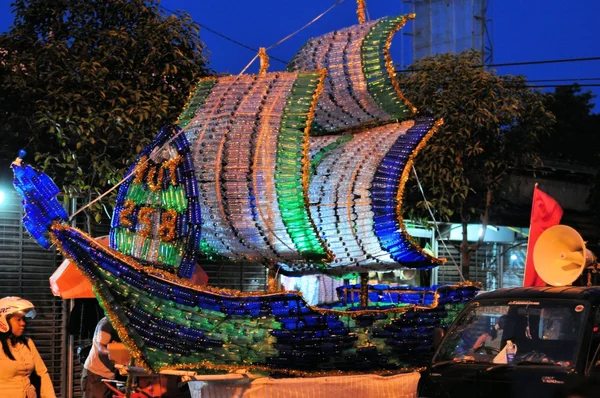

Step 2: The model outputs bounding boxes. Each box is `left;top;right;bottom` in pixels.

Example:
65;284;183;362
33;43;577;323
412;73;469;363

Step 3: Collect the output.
0;190;66;396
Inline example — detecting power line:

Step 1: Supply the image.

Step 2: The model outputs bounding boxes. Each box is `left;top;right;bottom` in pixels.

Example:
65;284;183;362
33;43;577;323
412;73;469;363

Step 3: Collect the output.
198;22;288;65
160;5;600;76
528;84;600;88
396;56;600;72
490;56;600;68
159;5;288;65
159;4;600;87
525;77;600;83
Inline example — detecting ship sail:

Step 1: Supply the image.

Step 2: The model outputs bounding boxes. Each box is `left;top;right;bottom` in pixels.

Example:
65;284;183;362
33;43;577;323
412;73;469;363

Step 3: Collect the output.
110;71;331;275
110;126;203;278
106;15;443;276
295;118;443;275
287;14;417;134
181;71;331;264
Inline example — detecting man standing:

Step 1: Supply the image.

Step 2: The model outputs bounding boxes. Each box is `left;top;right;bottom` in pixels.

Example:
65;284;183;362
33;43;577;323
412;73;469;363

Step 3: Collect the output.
81;316;119;398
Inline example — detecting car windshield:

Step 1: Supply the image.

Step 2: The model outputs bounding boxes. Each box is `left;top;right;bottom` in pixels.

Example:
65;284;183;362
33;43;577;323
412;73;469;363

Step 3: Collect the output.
433;299;587;368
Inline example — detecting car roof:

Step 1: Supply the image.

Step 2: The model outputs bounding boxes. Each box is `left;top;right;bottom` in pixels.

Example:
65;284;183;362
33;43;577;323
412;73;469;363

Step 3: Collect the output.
474;286;600;303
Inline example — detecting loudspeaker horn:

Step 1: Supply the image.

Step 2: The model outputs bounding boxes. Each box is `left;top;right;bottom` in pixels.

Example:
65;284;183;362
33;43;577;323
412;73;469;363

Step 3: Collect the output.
533;225;595;286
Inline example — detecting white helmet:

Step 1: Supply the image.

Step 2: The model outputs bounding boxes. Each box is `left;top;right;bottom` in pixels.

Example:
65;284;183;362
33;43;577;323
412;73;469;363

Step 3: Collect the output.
0;297;36;333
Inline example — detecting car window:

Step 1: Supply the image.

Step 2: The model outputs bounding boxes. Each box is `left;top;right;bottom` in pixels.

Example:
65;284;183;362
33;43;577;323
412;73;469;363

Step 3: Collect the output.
539;307;578;340
434;300;587;368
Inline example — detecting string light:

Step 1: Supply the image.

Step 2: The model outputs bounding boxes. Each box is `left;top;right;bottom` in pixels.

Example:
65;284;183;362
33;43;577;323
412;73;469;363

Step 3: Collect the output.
10;11;483;376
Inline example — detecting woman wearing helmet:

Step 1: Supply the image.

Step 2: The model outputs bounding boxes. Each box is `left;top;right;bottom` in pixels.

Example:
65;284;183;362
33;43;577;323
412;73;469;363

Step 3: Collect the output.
0;296;56;398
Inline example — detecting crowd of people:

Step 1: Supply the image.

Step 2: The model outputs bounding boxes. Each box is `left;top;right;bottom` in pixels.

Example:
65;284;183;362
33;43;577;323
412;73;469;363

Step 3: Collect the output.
0;296;119;398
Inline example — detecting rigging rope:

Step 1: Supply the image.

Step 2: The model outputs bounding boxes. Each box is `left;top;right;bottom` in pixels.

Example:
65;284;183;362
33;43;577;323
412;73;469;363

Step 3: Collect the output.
68;1;344;225
266;0;344;51
411;165;466;283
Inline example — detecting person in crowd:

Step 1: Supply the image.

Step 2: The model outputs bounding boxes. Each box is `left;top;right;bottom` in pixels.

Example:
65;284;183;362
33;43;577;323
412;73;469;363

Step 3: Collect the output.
0;296;56;398
81;316;120;398
473;315;507;351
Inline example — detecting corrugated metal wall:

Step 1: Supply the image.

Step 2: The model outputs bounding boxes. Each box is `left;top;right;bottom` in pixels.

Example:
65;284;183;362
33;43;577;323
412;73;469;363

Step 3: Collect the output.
0;190;66;396
201;260;267;291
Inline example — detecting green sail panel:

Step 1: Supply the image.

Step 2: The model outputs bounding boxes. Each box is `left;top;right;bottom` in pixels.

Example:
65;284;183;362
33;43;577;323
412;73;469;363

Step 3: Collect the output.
309;135;353;175
276;72;331;263
180;71;330;264
361;15;414;120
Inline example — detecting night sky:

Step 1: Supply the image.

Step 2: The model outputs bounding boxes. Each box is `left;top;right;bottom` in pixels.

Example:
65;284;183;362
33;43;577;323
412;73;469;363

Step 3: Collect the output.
1;0;600;110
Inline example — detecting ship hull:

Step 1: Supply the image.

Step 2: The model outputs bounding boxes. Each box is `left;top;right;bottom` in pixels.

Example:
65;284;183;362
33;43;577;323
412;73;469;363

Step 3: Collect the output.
50;222;476;375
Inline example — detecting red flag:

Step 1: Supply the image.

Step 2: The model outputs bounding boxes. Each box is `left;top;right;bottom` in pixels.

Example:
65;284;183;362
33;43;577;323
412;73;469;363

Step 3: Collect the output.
523;185;563;287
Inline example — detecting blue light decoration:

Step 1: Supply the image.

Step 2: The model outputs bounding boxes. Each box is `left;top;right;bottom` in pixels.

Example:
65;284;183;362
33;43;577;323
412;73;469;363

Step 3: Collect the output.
11;150;67;249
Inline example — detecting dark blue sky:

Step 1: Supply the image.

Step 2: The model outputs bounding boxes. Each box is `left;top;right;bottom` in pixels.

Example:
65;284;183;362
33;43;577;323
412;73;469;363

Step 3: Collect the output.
2;0;600;110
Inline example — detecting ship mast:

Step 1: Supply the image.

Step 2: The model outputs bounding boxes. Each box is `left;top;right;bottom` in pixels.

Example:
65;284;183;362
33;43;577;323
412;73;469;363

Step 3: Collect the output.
356;0;366;24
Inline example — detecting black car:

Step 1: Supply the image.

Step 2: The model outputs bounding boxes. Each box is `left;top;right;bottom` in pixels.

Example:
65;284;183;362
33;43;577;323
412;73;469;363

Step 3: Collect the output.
418;286;600;398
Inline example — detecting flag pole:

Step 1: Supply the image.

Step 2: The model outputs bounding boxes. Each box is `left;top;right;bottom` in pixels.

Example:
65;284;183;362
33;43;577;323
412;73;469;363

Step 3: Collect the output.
522;183;538;286
522;183;563;287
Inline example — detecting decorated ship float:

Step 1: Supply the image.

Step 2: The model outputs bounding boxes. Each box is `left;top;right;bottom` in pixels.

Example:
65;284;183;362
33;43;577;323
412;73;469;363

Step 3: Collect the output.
12;11;478;376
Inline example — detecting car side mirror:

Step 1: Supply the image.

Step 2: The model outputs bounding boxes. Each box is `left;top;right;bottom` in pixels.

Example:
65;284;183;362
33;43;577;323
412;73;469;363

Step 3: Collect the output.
433;327;445;348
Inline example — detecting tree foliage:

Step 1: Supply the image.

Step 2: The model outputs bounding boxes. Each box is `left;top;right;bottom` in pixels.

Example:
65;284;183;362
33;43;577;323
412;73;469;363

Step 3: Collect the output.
0;0;211;219
542;85;600;222
398;50;555;279
542;84;600;163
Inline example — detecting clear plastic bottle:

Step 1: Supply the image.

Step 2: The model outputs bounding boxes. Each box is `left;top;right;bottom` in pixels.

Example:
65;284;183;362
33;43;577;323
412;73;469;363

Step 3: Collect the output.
506;340;517;363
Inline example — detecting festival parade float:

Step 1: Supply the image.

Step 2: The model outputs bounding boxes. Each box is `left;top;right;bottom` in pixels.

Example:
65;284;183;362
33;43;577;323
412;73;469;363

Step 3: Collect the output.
11;8;478;378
